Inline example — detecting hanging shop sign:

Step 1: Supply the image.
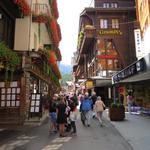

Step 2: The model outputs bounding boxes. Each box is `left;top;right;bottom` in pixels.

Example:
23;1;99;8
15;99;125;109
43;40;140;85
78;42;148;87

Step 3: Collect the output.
86;80;94;89
112;58;145;84
99;29;123;35
134;29;143;59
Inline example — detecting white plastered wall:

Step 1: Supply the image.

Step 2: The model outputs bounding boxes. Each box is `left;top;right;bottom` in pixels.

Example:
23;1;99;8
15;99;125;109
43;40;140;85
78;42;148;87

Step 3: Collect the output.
14;17;30;51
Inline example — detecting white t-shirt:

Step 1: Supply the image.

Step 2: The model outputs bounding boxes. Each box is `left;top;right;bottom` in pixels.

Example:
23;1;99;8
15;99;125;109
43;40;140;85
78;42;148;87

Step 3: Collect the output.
70;110;78;121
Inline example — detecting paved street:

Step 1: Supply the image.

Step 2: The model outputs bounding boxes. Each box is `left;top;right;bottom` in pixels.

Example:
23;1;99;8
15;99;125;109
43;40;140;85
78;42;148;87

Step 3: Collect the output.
104;110;150;150
0;117;133;150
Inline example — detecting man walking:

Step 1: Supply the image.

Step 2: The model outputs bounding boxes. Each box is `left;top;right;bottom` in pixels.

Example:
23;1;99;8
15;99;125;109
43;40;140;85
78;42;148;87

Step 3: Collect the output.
80;92;93;127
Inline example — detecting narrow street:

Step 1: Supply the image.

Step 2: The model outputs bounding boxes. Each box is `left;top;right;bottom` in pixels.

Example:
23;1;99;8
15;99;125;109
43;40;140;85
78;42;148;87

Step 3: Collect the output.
0;117;133;150
0;1;150;150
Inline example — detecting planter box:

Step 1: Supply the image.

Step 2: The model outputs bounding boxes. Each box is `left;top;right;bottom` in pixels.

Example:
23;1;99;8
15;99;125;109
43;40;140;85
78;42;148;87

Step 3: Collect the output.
109;107;125;121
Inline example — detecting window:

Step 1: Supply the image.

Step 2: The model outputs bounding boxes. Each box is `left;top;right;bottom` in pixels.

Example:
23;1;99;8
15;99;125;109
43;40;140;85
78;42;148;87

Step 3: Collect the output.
107;59;113;70
0;10;15;48
97;39;105;55
103;3;117;8
99;59;107;70
112;19;119;29
103;3;109;8
111;3;118;8
97;39;120;73
100;19;108;29
114;59;120;69
106;39;117;55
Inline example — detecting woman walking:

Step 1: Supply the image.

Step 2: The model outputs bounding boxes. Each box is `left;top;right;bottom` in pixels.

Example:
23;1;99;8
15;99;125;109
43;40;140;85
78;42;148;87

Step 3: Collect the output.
95;96;105;126
56;97;67;137
69;106;78;135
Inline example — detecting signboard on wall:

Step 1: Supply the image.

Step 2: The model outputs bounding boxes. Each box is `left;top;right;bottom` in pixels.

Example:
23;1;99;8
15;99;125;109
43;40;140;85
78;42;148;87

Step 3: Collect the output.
134;29;143;59
86;80;94;89
99;29;123;35
112;58;145;84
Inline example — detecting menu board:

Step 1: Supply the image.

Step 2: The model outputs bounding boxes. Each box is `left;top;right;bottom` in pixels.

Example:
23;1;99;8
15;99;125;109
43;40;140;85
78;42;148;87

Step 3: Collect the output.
0;81;20;107
30;93;41;113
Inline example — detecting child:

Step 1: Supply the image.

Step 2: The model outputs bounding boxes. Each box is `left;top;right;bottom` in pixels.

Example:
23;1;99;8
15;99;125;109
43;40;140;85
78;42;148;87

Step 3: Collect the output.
69;107;78;135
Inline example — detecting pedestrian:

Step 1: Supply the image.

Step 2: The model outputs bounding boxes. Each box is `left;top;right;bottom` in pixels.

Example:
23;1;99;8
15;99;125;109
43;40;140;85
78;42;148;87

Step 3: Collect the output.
95;96;105;126
71;93;79;107
120;94;124;104
91;92;97;106
79;95;86;126
69;106;78;136
49;96;57;133
65;102;71;133
91;92;97;118
127;92;134;114
56;97;67;137
80;92;93;127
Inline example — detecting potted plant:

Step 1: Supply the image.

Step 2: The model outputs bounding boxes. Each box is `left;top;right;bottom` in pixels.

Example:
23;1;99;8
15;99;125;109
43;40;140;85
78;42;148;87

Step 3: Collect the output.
109;102;125;121
0;42;20;82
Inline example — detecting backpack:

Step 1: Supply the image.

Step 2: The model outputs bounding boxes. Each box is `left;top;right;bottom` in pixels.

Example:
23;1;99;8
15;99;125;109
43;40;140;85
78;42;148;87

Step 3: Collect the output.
82;99;91;111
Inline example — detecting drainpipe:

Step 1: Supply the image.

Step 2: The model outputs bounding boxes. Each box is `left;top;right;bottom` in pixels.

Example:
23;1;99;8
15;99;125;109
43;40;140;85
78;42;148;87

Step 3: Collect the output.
84;54;87;78
28;0;33;51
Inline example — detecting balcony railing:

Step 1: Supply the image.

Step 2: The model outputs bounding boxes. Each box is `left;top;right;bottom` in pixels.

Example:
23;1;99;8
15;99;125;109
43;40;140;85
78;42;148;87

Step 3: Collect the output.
32;4;50;23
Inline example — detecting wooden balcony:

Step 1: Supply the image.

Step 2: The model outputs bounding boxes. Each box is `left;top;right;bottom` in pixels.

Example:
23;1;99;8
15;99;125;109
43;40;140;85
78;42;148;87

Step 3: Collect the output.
77;26;96;65
32;4;50;23
24;54;60;87
84;25;96;38
25;63;52;85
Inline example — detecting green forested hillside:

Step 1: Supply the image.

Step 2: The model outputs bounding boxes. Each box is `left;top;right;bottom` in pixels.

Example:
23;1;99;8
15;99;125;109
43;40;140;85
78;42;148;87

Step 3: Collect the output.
61;74;72;86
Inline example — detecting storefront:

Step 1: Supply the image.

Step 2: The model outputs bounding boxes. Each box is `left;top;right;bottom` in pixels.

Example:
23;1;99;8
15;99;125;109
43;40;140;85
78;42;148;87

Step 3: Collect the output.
112;53;150;110
86;77;112;106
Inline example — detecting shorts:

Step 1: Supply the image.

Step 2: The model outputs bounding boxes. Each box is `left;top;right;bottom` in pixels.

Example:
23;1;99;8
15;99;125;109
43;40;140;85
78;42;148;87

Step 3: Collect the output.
49;112;57;123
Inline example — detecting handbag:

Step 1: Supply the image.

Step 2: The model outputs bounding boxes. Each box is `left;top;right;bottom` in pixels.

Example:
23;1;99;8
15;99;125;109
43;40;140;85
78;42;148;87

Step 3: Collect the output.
103;105;106;110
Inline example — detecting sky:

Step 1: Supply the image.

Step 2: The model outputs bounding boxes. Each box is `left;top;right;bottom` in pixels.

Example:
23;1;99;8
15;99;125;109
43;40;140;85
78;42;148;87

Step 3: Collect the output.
57;0;94;65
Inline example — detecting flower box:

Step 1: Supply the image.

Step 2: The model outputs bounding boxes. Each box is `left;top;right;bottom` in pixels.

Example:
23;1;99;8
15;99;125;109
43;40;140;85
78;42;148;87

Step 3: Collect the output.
109;103;125;121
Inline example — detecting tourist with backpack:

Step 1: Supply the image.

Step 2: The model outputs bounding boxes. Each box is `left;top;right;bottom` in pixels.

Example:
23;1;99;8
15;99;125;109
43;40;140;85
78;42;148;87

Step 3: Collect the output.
80;92;93;127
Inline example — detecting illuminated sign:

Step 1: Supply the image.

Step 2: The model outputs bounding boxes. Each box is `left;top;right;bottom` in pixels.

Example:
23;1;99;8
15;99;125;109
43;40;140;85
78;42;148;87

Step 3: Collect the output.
99;29;123;35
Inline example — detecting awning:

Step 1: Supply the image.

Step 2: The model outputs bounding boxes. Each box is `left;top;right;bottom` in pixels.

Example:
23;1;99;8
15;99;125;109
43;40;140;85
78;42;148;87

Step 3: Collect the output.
95;79;112;87
90;76;111;87
119;70;150;83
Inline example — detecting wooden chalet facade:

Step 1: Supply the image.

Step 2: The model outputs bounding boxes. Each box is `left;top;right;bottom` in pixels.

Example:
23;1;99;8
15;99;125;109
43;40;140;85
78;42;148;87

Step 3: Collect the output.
73;0;137;106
